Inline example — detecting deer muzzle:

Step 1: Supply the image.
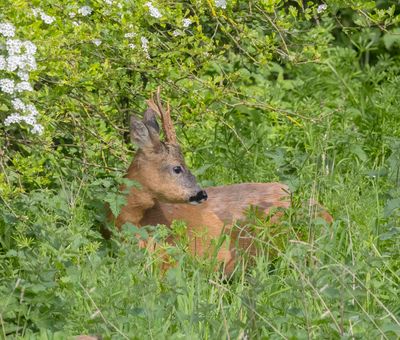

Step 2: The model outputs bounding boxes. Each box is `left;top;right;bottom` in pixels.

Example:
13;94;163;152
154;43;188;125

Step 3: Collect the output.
189;190;208;205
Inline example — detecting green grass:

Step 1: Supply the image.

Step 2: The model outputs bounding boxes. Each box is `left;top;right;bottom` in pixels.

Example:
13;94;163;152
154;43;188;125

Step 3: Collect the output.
1;138;399;339
1;1;400;339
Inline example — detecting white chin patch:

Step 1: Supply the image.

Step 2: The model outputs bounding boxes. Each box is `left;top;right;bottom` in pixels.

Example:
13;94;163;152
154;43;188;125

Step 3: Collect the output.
189;198;206;205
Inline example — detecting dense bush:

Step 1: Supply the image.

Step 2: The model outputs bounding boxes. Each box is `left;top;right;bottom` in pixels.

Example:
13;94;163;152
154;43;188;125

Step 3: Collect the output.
1;0;399;338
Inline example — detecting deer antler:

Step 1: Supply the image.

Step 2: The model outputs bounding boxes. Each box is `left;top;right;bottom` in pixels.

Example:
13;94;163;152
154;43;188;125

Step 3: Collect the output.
146;87;177;144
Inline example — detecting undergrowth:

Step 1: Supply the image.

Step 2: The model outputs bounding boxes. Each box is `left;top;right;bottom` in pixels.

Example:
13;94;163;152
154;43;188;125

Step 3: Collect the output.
1;0;400;339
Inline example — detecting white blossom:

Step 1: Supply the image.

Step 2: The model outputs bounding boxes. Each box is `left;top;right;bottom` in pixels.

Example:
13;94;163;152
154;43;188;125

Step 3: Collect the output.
22;41;37;55
145;2;162;19
141;36;150;59
92;39;102;46
4;112;43;134
182;18;192;28
10;99;39;117
0;56;6;70
41;13;56;24
4;100;42;134
30;123;44;134
32;8;55;24
317;4;327;13
15;81;33;92
3;39;38;72
215;0;227;9
26;104;39;116
4;113;23;125
32;8;40;17
6;54;36;72
78;6;93;16
124;32;136;38
1;23;42;134
128;43;136;49
24;114;36;125
6;39;23;55
20;54;37;70
172;30;182;37
104;0;113;4
72;21;81;26
12;98;27;111
0;78;15;94
0;22;16;37
6;56;22;71
69;12;76;18
17;71;29;81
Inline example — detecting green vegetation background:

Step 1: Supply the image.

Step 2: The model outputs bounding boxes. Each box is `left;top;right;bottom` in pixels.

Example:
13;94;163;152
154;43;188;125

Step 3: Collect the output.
1;0;400;338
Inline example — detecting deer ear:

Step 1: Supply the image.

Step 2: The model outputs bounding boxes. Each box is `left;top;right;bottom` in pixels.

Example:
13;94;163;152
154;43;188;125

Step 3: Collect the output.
143;108;160;135
130;115;154;149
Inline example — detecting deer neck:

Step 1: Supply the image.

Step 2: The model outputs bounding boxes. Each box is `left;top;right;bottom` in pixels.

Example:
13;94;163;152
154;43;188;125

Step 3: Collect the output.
117;160;157;227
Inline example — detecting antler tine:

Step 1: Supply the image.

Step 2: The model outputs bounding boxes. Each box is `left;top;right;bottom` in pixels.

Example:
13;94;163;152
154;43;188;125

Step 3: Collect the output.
155;87;177;144
145;87;177;144
146;98;159;114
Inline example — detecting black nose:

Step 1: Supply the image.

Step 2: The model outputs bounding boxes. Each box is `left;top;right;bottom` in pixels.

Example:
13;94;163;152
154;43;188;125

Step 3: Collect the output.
189;190;208;203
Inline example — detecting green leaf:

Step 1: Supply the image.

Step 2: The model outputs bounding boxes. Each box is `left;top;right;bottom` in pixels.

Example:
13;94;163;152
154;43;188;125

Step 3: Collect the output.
350;145;367;162
383;28;400;50
383;198;400;218
104;192;127;217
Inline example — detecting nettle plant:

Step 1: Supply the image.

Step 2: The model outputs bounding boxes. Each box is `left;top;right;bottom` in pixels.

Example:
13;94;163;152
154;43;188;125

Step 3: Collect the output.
0;22;42;134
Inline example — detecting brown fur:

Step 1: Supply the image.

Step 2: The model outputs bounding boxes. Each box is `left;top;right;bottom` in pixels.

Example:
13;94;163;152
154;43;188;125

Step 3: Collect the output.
115;162;332;274
111;102;333;274
140;183;292;273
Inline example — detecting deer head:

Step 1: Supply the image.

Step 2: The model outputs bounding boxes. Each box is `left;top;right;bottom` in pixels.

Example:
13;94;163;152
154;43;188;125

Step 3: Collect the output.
130;89;207;205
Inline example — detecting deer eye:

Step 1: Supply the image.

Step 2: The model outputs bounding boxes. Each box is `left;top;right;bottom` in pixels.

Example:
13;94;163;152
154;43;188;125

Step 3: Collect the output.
173;166;183;174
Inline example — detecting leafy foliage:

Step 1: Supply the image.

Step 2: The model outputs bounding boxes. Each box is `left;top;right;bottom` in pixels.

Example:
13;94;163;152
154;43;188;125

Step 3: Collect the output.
1;0;400;338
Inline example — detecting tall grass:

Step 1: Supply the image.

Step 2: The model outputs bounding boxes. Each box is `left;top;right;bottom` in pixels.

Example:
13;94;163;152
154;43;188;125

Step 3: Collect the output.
1;1;400;339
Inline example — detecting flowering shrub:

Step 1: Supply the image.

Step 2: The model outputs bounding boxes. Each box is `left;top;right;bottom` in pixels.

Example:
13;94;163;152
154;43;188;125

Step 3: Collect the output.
32;7;56;24
145;1;163;18
0;22;42;134
1;1;400;338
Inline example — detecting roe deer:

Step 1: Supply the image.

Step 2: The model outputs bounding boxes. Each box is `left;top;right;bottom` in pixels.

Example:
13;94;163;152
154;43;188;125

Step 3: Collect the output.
112;89;332;274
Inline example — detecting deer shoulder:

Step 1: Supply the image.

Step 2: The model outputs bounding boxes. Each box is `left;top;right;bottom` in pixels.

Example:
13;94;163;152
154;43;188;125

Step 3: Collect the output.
109;89;332;274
